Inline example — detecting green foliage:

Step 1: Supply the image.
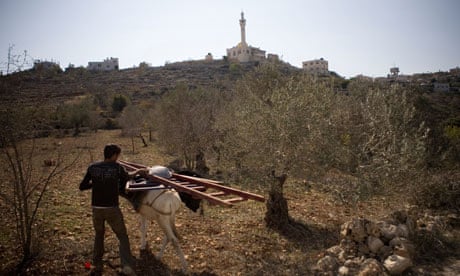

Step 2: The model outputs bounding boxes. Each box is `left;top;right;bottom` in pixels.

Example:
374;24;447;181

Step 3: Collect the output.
112;94;128;113
154;84;224;170
229;63;241;75
216;64;336;182
444;125;460;141
216;64;429;199
52;96;95;135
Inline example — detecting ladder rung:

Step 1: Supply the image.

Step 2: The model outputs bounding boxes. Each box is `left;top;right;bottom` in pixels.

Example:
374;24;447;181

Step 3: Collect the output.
188;185;206;190
208;191;227;197
224;197;247;203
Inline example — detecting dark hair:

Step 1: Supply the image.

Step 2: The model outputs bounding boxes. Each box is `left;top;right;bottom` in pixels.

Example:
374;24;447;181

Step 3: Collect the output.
104;144;121;159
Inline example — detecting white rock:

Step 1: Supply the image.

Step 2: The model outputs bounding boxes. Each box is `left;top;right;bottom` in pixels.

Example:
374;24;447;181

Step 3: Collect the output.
383;255;412;275
338;266;349;275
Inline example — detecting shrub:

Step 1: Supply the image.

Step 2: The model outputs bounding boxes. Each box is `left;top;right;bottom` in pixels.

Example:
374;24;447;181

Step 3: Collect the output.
112;94;128;113
410;171;460;211
103;118;119;129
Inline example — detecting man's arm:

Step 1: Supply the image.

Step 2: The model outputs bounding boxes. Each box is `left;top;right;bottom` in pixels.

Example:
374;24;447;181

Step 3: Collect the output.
79;169;92;191
128;168;149;179
118;166;149;194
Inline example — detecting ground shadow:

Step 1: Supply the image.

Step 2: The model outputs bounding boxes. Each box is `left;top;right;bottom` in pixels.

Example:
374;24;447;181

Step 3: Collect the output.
274;216;340;252
136;247;174;276
136;247;218;276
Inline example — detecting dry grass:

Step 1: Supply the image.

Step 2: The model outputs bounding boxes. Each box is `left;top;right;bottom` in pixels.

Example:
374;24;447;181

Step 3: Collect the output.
0;130;457;275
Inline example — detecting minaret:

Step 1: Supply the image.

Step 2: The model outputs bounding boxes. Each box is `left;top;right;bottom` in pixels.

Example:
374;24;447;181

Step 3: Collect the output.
239;11;247;46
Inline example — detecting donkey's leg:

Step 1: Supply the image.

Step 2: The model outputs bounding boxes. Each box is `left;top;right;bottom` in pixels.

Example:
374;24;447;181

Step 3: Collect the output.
169;213;188;272
156;235;168;260
171;237;188;273
140;216;148;250
156;215;187;272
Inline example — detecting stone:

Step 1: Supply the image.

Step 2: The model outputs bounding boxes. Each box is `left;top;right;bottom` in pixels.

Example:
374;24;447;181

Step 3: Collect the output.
378;245;392;261
396;224;409;238
380;223;398;242
358;258;385;276
338;266;349;275
390;238;415;259
357;242;370;256
317;255;340;273
383;255;412;275
367;236;384;254
350;219;368;242
341;218;368;242
326;245;344;258
365;221;381;237
340;238;358;258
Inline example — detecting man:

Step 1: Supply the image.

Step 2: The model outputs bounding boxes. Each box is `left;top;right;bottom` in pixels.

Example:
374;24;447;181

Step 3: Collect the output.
80;144;147;275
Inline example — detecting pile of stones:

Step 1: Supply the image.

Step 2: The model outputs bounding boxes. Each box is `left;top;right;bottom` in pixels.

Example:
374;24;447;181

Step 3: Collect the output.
315;211;418;275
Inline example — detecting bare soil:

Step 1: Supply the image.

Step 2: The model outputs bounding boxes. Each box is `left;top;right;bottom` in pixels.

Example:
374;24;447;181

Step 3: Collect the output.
0;130;458;275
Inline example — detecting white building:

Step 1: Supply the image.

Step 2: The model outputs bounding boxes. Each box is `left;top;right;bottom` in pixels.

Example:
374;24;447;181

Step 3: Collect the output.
87;57;119;71
226;12;266;63
302;58;329;75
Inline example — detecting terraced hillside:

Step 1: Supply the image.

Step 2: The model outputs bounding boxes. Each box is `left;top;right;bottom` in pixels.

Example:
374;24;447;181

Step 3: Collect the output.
0;60;299;108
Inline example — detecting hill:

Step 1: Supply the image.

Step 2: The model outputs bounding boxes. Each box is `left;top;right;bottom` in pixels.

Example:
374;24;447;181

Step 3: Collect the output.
0;60;300;108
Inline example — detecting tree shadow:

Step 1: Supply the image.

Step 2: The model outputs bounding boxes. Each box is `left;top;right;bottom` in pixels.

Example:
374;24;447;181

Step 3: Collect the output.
273;216;340;252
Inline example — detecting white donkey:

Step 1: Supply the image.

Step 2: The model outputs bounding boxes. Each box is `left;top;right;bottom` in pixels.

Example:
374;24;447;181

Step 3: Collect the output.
123;166;200;273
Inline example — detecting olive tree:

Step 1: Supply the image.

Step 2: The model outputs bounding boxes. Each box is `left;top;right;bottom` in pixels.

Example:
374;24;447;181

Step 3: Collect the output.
53;96;95;136
348;82;429;189
119;105;145;153
154;84;224;173
215;64;340;230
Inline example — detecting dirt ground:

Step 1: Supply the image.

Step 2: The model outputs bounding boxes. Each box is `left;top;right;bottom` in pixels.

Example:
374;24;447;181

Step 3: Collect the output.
0;130;458;275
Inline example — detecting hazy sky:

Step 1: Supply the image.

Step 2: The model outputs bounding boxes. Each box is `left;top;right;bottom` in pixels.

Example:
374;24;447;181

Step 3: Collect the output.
1;0;459;77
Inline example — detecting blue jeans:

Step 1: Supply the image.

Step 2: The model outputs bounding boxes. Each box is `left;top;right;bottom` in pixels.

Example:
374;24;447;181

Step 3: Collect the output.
92;207;134;270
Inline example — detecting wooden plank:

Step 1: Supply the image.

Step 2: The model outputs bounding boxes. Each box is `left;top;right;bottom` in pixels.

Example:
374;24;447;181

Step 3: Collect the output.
171;173;265;202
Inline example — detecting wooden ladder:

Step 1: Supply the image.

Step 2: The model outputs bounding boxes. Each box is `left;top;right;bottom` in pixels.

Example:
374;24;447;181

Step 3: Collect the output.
119;160;265;207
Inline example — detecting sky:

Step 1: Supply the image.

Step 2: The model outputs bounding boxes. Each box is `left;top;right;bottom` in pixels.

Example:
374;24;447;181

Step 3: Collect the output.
1;0;459;78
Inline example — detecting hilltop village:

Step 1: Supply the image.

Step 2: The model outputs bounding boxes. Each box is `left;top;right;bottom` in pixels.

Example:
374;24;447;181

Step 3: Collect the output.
27;12;460;94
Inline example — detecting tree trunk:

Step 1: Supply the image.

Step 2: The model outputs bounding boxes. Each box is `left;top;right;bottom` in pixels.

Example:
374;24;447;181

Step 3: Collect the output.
140;134;148;147
264;172;290;230
131;136;135;153
73;123;80;137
